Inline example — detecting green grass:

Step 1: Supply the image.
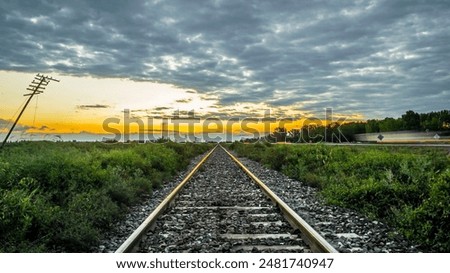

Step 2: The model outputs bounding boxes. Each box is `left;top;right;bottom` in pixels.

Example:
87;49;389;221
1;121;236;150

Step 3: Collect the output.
228;142;450;252
0;141;212;252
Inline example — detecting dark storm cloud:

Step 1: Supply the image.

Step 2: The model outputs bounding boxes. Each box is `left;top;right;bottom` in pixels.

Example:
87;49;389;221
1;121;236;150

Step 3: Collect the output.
1;0;449;118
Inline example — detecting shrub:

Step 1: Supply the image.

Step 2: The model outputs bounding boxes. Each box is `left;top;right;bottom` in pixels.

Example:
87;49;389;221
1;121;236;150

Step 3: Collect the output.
0;141;211;252
397;170;450;251
230;143;450;251
0;187;57;252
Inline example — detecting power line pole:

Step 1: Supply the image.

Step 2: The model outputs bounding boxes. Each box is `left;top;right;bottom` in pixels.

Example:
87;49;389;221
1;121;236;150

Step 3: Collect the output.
0;74;59;150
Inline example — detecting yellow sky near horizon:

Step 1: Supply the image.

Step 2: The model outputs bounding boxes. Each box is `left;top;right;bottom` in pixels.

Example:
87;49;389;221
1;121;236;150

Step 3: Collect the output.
0;70;364;137
0;70;217;133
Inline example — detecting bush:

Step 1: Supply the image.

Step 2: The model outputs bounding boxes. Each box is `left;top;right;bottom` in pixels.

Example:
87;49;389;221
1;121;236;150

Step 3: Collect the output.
229;143;450;251
0;187;57;252
50;190;121;251
397;170;450;251
0;141;211;252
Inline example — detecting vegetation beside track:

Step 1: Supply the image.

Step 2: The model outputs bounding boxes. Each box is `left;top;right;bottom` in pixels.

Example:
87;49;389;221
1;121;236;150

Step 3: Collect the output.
0;141;212;252
228;142;450;252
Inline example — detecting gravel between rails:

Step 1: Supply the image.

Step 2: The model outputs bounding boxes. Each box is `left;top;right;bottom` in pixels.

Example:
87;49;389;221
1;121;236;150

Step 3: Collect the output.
97;146;420;253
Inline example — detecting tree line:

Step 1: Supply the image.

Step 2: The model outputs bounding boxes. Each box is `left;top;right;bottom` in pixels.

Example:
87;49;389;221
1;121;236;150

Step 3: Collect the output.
251;110;450;143
366;110;450;133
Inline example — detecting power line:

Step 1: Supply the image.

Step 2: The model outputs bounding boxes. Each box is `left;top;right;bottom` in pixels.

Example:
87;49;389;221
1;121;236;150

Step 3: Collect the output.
0;74;59;150
0;97;27;132
32;95;39;128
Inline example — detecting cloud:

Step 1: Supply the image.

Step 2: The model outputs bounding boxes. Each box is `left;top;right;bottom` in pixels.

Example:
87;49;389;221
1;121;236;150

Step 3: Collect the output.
0;0;449;118
79;130;96;134
36;125;54;131
77;104;110;110
0;118;32;132
153;107;171;111
0;118;10;127
175;98;192;103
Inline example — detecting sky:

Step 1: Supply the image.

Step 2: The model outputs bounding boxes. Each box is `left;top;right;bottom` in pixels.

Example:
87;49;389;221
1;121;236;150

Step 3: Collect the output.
1;0;450;138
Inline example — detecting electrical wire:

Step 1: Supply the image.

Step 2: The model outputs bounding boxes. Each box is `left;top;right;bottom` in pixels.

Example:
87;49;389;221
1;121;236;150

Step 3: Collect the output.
32;95;39;128
1;97;28;133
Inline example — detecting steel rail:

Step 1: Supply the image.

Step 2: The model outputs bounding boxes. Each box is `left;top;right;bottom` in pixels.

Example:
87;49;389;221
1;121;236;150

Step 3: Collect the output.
220;145;338;253
115;145;218;253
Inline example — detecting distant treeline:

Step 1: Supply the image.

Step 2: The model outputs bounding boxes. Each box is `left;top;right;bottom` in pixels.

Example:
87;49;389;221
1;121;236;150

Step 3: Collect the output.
365;110;450;133
252;110;450;143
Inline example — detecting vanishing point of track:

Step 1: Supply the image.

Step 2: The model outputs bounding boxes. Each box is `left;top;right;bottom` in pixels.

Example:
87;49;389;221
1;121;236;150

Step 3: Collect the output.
116;145;337;253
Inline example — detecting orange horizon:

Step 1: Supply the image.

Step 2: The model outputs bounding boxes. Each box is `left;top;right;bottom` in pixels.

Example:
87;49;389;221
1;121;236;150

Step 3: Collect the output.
1;116;364;135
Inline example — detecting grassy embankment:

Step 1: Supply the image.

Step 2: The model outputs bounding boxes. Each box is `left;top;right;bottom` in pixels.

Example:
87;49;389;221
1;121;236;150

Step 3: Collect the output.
0;141;212;252
229;142;450;252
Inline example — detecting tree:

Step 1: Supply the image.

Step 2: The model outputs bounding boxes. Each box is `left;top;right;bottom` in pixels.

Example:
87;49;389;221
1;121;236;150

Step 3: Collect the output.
272;127;287;142
402;110;421;130
287;128;301;143
379;117;404;132
366;119;380;133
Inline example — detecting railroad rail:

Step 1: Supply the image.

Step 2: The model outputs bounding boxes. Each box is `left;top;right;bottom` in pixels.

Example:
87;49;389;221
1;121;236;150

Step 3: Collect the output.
116;144;338;253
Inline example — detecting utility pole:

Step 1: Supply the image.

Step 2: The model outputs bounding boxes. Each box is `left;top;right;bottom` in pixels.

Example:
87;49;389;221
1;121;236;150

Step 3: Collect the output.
0;74;59;150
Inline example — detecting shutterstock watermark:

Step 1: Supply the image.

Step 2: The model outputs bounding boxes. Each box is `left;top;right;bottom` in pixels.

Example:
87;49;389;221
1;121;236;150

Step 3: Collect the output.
102;108;348;143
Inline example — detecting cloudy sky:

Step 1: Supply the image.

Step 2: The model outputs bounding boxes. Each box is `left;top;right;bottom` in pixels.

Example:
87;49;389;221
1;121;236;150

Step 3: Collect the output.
1;0;450;135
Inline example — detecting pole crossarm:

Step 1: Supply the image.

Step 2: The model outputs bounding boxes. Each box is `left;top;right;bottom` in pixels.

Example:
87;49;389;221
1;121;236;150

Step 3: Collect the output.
0;74;59;150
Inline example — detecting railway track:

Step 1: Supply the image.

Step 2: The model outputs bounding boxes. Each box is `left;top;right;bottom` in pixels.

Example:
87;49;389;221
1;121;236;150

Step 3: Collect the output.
116;145;337;253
